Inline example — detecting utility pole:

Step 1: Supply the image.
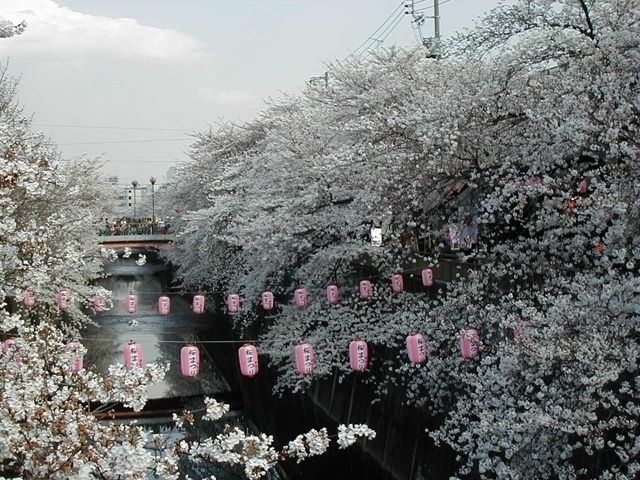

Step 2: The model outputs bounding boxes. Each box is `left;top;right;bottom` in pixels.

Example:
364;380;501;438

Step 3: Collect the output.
406;0;441;57
434;0;440;42
309;72;328;87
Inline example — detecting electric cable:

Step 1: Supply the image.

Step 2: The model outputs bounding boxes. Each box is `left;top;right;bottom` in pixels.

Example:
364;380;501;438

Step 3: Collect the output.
35;124;189;132
345;0;405;60
59;138;189;146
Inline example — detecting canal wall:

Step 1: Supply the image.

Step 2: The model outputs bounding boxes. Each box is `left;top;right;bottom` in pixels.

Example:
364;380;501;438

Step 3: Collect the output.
162;251;480;479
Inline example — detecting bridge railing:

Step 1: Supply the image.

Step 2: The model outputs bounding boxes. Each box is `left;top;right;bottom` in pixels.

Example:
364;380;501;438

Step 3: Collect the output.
99;234;175;244
98;226;173;236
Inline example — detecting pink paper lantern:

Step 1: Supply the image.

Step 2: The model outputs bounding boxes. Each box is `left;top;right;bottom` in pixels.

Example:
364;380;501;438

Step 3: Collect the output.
294;288;309;308
124;341;144;368
261;291;274;311
23;288;36;308
192;294;206;314
58;289;70;311
349;340;369;372
294;342;315;375
180;344;200;377
578;178;589;194
158;295;171;315
92;296;106;312
421;268;434;287
65;340;84;372
460;328;481;359
391;274;404;293
126;294;138;314
359;280;372;299
238;343;259;378
3;337;16;353
326;284;340;304
227;293;240;314
406;333;428;364
526;176;543;186
513;319;530;341
2;338;20;364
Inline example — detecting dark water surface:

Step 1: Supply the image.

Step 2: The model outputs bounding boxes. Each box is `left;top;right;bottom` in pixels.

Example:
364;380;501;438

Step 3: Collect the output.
82;250;284;479
82;255;229;399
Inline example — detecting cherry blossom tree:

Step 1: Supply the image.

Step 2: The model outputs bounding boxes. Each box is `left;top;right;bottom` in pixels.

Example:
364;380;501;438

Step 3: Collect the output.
0;20;25;39
162;1;639;478
0;43;375;478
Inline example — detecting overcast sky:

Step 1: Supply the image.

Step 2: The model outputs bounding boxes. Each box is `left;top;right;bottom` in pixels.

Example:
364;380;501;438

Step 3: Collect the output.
0;0;503;186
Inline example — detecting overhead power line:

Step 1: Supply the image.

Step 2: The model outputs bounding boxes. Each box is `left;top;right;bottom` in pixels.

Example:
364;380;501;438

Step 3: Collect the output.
345;0;405;60
101;160;181;164
343;0;454;62
406;0;455;55
35;124;189;132
59;138;189;146
377;10;406;43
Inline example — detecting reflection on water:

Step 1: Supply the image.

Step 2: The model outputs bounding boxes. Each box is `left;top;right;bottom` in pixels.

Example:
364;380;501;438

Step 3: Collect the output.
83;254;229;399
87;252;285;479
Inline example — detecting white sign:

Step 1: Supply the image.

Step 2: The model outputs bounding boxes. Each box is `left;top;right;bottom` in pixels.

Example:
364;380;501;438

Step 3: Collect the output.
370;227;382;247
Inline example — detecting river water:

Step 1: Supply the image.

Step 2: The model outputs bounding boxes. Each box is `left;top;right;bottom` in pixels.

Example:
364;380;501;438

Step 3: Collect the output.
82;255;228;399
81;250;284;479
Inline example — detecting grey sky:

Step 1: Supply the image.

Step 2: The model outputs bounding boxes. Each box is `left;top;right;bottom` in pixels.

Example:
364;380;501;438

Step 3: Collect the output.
0;0;503;186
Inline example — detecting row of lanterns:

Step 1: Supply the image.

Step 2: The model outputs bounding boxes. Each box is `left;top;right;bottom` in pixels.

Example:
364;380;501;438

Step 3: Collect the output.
20;268;437;314
1;327;483;377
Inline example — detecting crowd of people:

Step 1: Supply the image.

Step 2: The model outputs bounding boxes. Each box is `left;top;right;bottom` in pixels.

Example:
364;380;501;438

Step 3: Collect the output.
99;217;171;236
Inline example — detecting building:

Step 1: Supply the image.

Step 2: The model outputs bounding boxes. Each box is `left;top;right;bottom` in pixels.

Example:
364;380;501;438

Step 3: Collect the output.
120;185;148;209
108;181;153;218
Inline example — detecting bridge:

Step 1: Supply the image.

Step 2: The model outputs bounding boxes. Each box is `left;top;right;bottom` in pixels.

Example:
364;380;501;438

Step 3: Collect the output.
99;234;175;249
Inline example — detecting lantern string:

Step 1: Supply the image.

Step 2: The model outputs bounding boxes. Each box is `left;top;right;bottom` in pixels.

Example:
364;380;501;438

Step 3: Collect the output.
80;337;263;344
0;331;287;344
17;264;443;318
20;262;443;296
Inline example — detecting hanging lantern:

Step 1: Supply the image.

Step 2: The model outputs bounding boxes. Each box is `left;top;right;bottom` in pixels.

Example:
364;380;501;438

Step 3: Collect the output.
238;343;259;378
261;291;274;311
513;319;530;341
192;294;206;314
294;288;309;308
92;296;106;312
326;285;340;304
2;337;20;364
126;294;138;314
406;333;428;364
450;180;466;193
65;340;84;372
359;280;372;299
23;288;36;308
2;337;16;353
421;268;434;287
158;295;171;315
391;274;404;293
227;293;240;314
58;289;70;311
578;178;589;194
180;344;200;377
294;342;315;375
526;176;543;186
349;340;369;372
460;328;481;359
124;341;144;368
